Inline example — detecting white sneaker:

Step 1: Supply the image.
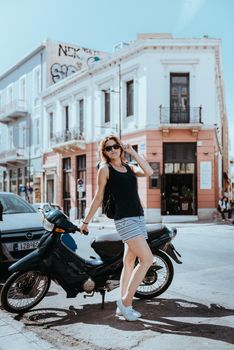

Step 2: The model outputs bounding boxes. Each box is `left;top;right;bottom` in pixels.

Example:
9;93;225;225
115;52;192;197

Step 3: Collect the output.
116;306;141;318
116;300;139;321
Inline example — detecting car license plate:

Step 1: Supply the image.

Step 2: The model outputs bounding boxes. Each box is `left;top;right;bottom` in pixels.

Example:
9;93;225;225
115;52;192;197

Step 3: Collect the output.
15;241;39;251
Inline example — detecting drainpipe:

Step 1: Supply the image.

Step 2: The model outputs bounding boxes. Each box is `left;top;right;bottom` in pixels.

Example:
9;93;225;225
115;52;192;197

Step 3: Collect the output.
40;51;44;202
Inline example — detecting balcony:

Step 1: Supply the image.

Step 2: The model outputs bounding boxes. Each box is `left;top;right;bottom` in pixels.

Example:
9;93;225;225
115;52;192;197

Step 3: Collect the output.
159;106;203;136
51;127;86;153
0;100;28;124
0;148;28;167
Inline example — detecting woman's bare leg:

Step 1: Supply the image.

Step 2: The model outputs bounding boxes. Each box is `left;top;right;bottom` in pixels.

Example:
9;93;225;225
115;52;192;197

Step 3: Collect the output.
119;243;136;298
122;236;153;307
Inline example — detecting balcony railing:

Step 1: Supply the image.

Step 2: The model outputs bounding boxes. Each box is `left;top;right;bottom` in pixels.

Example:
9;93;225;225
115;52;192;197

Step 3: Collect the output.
0;148;28;166
52;127;85;144
51;127;85;152
0;99;28;123
159;106;202;124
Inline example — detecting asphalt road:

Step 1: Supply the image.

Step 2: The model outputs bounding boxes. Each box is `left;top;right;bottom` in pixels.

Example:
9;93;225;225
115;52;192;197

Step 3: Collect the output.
1;222;234;350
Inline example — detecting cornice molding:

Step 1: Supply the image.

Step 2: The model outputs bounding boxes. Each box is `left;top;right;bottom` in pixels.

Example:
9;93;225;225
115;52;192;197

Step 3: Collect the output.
160;59;200;66
41;40;222;101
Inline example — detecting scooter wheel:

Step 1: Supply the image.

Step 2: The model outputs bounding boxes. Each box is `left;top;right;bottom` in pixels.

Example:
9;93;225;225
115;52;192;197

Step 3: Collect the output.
1;270;51;314
134;250;174;299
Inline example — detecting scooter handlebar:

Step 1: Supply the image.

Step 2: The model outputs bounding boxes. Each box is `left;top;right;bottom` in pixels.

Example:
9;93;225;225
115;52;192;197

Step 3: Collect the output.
73;225;89;236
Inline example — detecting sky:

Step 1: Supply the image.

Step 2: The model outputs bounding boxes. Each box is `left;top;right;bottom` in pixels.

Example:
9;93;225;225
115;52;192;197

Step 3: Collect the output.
0;0;233;157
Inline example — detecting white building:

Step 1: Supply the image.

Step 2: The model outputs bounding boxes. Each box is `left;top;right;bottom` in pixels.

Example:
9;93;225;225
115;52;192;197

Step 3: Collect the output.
41;34;229;221
0;39;106;202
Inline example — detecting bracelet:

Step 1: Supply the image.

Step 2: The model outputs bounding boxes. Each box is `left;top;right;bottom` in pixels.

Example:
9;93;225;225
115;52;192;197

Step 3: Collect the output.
82;221;89;225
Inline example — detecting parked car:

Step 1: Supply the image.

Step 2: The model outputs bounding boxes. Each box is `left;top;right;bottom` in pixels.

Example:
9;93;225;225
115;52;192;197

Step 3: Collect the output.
0;192;46;271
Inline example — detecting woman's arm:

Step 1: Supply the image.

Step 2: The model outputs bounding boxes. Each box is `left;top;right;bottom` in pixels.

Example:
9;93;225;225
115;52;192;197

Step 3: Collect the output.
123;144;153;177
80;165;108;233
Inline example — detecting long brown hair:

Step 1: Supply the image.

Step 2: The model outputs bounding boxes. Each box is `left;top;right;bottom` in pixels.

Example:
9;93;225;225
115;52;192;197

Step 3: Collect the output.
100;135;126;164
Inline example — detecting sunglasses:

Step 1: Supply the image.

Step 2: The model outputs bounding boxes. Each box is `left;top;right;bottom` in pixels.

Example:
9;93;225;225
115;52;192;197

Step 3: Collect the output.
104;144;121;152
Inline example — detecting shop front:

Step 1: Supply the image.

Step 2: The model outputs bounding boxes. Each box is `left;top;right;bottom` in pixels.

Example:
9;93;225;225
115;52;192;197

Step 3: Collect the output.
161;142;197;215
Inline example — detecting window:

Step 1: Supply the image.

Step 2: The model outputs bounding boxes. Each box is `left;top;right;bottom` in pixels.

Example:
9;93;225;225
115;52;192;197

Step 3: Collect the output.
149;162;160;189
49;112;54;140
34;68;41;97
19;76;26;102
170;74;189;123
165;163;195;174
79;99;84;133
19;122;26;148
65;105;69;130
104;91;110;123
3;171;7;192
77;155;86;188
35;119;40;145
7;84;14;105
9;128;14;149
77;155;86;218
9;169;17;193
126;80;134;116
63;158;71;216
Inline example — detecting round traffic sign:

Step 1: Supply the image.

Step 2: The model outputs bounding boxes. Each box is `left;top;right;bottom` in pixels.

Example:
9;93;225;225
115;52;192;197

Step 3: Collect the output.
77;178;83;186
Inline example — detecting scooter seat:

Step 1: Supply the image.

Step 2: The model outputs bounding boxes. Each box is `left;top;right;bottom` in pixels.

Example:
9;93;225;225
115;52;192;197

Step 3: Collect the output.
93;232;121;243
91;234;123;260
146;224;170;242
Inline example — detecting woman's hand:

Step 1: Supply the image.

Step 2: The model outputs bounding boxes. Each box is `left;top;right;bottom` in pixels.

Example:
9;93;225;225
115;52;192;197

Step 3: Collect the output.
80;222;89;235
122;142;154;176
121;143;137;156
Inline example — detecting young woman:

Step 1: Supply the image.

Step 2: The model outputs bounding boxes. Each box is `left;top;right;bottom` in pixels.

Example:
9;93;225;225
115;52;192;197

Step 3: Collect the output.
80;135;154;321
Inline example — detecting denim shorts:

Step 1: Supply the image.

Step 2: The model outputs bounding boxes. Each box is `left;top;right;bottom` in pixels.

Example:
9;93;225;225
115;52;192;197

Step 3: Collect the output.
114;216;148;243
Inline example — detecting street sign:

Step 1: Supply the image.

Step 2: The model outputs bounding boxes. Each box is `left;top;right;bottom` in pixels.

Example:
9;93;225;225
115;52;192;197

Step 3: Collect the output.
77;178;84;192
77;186;84;192
77;178;83;186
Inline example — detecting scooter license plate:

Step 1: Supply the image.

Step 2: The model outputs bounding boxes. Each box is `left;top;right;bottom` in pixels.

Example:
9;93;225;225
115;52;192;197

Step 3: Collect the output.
15;240;39;251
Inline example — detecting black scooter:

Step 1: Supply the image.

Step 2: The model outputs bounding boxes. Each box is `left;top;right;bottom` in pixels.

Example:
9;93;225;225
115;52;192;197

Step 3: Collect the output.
0;209;182;314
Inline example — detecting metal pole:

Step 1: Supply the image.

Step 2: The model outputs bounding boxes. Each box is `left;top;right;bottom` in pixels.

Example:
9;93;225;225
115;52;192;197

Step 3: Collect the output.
118;63;121;139
28;115;31;203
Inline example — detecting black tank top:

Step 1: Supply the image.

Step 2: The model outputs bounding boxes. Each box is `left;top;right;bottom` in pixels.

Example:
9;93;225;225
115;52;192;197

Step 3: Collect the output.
108;163;144;220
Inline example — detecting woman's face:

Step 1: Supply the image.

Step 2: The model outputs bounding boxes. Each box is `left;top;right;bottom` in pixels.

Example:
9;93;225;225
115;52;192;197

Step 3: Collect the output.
104;139;122;160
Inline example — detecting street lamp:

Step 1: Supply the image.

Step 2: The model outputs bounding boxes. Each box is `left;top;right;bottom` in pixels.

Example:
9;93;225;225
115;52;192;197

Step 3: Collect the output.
86;56;101;65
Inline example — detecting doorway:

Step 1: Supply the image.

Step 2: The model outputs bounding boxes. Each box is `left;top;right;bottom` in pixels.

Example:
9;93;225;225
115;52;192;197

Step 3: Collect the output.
163;174;195;215
46;177;54;204
162;143;197;215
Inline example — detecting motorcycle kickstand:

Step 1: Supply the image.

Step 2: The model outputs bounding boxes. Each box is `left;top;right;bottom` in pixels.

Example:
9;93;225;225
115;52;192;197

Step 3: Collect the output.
100;290;106;309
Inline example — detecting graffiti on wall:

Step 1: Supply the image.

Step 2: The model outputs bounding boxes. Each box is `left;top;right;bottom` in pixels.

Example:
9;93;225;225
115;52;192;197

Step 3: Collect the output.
50;63;78;83
58;44;100;58
49;42;104;84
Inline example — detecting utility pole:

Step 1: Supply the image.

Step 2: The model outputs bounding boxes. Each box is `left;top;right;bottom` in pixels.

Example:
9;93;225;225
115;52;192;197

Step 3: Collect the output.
27;115;32;203
118;63;121;139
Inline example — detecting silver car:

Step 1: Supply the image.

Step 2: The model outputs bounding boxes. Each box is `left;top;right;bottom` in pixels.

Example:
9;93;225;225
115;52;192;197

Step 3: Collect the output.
0;192;46;270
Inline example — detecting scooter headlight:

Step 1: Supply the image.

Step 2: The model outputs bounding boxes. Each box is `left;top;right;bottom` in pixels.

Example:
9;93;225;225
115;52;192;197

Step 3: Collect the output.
43;218;54;231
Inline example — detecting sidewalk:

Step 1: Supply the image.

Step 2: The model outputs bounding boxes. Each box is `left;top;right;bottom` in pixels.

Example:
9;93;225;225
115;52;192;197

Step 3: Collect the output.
0;308;57;350
73;216;233;230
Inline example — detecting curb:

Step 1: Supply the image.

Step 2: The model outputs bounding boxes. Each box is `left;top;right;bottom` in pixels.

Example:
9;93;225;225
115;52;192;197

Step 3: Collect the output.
0;308;57;350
